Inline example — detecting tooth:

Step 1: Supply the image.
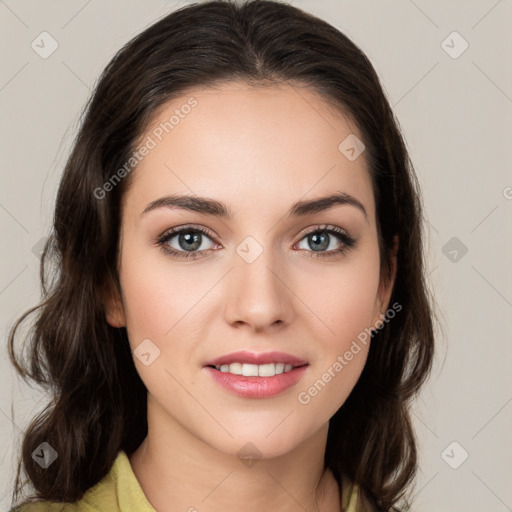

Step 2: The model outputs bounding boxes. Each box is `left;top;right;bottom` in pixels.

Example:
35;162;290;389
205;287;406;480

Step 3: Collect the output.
242;363;259;377
258;363;276;377
213;362;297;375
229;362;243;375
275;363;285;375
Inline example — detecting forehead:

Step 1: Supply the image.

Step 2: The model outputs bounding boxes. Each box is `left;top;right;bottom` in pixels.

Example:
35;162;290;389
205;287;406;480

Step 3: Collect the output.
124;81;375;223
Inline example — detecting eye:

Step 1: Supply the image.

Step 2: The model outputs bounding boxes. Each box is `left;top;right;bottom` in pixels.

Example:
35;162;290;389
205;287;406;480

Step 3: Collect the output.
155;223;357;261
295;224;356;259
156;225;217;260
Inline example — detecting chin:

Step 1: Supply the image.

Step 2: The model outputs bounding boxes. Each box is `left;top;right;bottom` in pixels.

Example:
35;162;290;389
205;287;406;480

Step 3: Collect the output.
199;422;311;462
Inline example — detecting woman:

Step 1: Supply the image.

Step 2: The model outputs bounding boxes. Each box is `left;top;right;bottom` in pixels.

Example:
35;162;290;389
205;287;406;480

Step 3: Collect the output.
8;1;436;510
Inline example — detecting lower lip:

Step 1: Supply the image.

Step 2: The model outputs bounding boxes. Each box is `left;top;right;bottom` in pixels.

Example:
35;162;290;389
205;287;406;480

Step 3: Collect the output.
204;365;309;399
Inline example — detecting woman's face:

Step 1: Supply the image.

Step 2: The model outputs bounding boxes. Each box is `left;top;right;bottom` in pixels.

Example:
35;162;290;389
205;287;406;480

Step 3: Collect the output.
106;81;396;458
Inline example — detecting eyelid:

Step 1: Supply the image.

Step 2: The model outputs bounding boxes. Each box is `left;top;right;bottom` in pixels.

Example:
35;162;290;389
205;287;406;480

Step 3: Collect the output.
155;224;218;244
298;223;350;238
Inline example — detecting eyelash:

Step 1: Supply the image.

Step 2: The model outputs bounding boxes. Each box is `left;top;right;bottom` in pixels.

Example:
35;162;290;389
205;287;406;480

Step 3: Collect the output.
155;224;356;261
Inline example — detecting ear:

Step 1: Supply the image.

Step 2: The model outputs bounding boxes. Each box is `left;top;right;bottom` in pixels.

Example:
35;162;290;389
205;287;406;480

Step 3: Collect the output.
372;235;398;325
102;277;126;328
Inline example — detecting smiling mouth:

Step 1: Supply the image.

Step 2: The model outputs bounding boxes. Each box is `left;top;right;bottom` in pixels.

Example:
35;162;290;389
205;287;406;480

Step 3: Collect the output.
205;362;308;377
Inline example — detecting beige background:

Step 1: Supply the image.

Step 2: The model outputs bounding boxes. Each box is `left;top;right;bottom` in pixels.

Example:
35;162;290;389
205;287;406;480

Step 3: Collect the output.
1;1;511;511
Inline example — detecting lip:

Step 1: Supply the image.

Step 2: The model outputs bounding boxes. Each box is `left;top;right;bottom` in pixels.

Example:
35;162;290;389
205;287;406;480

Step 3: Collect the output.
204;365;309;399
203;350;309;367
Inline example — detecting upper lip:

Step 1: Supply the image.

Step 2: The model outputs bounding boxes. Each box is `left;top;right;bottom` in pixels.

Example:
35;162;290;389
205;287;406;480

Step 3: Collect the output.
204;350;309;367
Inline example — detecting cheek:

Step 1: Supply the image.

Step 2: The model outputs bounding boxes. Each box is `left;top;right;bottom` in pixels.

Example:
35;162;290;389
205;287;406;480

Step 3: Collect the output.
294;246;380;412
303;244;381;348
329;267;380;341
297;285;376;423
117;250;204;410
118;242;202;345
288;244;379;414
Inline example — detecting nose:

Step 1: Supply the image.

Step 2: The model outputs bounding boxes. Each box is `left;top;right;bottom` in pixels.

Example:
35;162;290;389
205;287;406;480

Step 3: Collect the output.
224;244;294;333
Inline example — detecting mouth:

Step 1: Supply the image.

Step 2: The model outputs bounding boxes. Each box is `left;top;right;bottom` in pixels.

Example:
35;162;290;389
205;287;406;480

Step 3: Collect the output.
202;351;310;399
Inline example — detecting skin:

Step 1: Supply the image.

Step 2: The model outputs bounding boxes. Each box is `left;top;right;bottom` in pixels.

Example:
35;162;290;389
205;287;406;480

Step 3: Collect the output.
105;81;397;512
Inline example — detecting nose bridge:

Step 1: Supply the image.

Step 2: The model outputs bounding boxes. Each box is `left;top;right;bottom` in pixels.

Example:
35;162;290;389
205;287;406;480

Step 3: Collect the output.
225;233;292;329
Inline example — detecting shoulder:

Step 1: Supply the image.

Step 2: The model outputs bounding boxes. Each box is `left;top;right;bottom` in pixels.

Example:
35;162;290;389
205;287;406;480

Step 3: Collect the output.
8;493;108;512
7;501;95;511
9;451;134;512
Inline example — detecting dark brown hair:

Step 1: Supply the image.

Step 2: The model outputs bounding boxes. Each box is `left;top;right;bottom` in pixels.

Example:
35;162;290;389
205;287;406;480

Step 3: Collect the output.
8;1;436;510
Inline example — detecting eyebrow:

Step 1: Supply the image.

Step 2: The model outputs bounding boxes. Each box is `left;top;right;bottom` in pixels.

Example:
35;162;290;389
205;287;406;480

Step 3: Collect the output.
141;191;368;221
